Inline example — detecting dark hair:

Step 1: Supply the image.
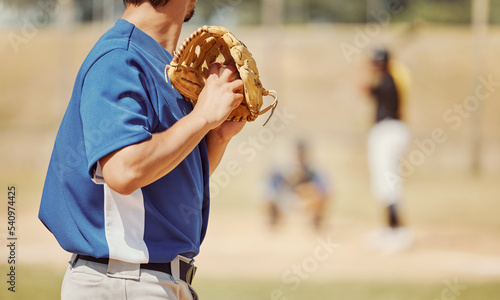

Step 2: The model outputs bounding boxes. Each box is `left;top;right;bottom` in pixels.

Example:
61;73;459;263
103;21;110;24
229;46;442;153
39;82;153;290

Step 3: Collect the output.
123;0;169;7
371;48;390;63
370;48;390;70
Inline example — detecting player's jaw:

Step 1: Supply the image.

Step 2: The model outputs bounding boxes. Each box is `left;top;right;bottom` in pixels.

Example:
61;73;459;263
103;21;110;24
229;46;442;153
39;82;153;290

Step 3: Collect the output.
184;0;197;22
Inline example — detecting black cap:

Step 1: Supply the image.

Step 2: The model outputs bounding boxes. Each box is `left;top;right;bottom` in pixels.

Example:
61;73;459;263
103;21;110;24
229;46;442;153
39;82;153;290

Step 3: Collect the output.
371;48;390;63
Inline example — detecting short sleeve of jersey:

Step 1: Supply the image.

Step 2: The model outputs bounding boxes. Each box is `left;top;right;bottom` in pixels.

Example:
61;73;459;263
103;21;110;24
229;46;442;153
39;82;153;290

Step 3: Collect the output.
81;49;155;179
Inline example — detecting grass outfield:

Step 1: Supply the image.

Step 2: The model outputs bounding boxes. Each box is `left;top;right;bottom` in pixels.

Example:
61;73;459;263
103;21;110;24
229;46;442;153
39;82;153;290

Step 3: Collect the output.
1;265;500;300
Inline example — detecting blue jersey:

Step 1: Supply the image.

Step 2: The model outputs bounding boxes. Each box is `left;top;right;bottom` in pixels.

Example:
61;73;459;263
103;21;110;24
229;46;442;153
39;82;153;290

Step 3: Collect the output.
39;19;210;264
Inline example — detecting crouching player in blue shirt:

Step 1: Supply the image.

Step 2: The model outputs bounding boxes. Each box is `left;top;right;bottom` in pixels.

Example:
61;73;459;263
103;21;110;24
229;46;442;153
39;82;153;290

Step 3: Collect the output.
39;0;246;299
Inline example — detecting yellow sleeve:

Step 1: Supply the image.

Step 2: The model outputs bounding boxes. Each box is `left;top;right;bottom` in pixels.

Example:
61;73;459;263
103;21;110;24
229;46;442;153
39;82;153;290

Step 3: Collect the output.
389;59;411;120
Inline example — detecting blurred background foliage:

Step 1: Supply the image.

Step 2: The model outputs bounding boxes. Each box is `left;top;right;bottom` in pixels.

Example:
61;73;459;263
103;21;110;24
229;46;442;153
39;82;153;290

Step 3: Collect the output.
0;0;499;26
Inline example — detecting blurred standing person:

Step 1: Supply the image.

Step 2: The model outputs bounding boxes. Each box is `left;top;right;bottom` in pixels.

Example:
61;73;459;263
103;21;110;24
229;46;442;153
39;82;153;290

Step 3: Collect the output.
264;140;331;231
364;48;412;254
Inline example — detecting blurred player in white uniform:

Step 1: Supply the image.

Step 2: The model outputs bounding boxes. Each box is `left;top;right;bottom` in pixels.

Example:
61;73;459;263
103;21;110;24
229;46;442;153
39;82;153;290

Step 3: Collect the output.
365;48;412;254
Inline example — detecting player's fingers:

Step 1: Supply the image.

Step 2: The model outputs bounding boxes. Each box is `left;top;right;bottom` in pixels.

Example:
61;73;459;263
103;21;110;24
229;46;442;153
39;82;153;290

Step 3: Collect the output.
219;64;238;81
232;93;244;109
208;62;222;78
229;79;243;93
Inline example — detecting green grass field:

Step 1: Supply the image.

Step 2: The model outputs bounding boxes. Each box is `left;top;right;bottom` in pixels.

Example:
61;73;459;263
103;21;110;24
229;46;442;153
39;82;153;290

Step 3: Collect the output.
2;265;500;300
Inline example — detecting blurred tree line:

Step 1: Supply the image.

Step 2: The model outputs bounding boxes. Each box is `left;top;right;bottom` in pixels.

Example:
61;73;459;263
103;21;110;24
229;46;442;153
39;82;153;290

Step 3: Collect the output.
3;0;500;25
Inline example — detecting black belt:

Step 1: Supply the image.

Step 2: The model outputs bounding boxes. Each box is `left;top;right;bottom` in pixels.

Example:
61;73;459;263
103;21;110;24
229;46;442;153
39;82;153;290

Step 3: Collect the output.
77;255;197;285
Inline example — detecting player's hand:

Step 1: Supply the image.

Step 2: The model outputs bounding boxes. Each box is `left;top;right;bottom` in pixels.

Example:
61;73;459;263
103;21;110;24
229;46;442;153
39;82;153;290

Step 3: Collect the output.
193;63;244;129
210;120;246;143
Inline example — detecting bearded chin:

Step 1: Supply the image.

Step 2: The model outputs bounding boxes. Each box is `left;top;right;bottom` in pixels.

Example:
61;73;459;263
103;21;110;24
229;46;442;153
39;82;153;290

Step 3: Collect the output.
184;8;195;22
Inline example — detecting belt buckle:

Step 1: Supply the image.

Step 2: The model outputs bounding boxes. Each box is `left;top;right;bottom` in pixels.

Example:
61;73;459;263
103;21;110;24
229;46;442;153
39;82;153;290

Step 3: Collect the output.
186;263;197;285
179;256;197;285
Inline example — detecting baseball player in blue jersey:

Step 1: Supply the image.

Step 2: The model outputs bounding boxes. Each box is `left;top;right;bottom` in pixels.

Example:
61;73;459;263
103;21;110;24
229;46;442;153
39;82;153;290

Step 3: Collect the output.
39;0;245;299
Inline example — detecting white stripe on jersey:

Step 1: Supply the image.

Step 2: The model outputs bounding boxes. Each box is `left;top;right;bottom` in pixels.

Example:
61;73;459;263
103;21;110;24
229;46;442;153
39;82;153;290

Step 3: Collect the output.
104;185;149;263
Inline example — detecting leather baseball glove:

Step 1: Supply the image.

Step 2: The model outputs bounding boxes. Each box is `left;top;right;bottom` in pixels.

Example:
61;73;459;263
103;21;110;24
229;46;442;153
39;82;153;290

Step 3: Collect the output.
165;26;278;125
